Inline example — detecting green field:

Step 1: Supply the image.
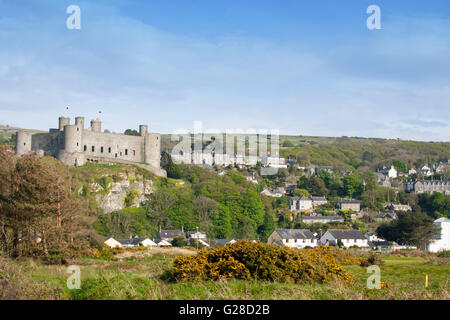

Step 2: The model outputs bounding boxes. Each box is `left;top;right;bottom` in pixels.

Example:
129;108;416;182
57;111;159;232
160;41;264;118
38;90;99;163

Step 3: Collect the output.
1;249;448;300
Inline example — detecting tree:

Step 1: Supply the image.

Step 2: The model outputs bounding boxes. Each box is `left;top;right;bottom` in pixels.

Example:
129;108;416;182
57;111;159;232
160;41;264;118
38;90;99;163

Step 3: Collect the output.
293;188;310;197
343;174;362;198
124;129;139;136
0;147;86;260
214;204;232;238
171;236;187;247
296;151;310;167
376;211;439;247
393;160;408;173
258;210;276;242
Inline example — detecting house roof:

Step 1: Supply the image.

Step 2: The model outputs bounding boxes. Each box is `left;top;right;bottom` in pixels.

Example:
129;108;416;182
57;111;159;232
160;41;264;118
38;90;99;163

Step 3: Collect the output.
291;196;311;201
340;199;360;204
116;237;150;245
158;229;185;239
274;229;315;239
326;229;365;239
302;216;343;221
214;238;235;245
310;196;327;201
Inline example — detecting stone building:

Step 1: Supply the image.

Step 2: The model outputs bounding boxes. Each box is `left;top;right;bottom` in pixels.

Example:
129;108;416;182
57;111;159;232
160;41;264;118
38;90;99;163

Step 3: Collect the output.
339;199;361;212
405;180;450;195
15;116;166;177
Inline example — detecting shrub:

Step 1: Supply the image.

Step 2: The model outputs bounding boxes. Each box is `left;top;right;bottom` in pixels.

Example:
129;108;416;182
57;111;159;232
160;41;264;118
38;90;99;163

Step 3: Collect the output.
437;250;450;258
360;253;384;267
172;241;352;284
171;236;187;247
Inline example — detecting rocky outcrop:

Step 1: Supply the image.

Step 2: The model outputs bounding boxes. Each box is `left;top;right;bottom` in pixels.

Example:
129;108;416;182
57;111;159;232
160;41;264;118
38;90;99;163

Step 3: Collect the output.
88;173;155;214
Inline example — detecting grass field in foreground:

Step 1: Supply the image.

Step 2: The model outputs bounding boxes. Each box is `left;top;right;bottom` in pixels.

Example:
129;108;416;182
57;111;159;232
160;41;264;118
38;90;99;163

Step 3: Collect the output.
2;249;449;300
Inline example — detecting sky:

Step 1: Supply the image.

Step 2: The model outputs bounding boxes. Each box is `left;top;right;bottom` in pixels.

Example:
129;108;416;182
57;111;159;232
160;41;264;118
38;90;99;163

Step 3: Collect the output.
0;0;449;141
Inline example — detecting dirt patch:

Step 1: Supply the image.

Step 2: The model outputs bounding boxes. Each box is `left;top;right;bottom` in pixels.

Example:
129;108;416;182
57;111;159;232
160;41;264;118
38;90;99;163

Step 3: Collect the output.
115;247;197;259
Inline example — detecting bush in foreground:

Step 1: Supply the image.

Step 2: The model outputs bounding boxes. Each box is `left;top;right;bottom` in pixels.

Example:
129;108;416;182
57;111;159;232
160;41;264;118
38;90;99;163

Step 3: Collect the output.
172;241;353;284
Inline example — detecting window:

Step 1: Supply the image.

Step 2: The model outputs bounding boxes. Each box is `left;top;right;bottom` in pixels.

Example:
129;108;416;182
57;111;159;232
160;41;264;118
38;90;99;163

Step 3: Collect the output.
125;149;128;156
115;153;117;158
133;150;135;156
101;147;104;153
120;152;122;156
84;145;87;151
108;147;111;153
77;142;79;146
92;146;95;152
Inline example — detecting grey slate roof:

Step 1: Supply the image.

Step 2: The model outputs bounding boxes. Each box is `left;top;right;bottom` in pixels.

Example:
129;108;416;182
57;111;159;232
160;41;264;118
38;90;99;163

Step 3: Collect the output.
302;216;343;221
214;238;235;245
157;229;185;239
116;237;148;246
310;196;327;201
340;199;361;204
274;229;315;239
327;229;365;239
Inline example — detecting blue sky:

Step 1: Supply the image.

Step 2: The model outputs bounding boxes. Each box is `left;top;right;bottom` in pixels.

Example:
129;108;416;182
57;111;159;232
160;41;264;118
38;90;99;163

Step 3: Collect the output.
0;0;449;141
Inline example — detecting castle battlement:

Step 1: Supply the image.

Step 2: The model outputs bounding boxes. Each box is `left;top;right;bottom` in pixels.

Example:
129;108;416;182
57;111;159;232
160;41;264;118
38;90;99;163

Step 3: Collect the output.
15;116;166;177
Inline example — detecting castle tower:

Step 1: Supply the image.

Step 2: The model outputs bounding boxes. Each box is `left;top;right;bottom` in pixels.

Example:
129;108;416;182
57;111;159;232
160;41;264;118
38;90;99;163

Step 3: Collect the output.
144;133;161;169
58;116;70;131
75;116;85;129
139;125;148;136
90;118;102;132
15;131;32;156
57;124;85;166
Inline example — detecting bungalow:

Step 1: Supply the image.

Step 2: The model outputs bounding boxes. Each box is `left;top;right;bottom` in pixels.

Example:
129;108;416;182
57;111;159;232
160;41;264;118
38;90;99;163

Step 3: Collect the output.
268;229;318;249
302;216;344;225
340;199;361;212
104;237;122;248
320;229;369;248
289;196;313;212
104;236;156;248
157;239;172;247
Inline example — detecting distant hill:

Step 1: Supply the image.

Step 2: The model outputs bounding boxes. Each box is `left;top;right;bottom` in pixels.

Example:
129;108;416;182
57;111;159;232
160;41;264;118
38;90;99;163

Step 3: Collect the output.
161;134;449;172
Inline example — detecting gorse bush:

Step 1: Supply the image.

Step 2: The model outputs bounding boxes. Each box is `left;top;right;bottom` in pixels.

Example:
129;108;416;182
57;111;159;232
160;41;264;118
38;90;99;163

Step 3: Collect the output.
172;241;352;284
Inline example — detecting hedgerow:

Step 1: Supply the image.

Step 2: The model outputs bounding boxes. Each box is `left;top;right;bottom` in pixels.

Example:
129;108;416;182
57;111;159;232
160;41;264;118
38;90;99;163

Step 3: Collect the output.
172;241;353;283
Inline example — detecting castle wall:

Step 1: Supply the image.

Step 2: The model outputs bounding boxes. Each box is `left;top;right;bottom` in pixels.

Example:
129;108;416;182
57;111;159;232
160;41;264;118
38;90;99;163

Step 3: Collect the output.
81;130;144;163
31;132;61;157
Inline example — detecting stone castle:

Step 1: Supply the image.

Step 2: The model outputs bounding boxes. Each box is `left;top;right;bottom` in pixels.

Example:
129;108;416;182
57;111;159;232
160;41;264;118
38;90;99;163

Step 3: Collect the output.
15;116;166;177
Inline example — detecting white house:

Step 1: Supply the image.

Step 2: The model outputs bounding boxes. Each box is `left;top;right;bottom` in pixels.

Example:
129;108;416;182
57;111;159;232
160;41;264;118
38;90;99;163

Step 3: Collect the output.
426;218;450;252
320;230;369;248
157;239;172;247
379;166;397;179
104;237;122;248
421;165;433;177
268;229;318;249
289;196;313;212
